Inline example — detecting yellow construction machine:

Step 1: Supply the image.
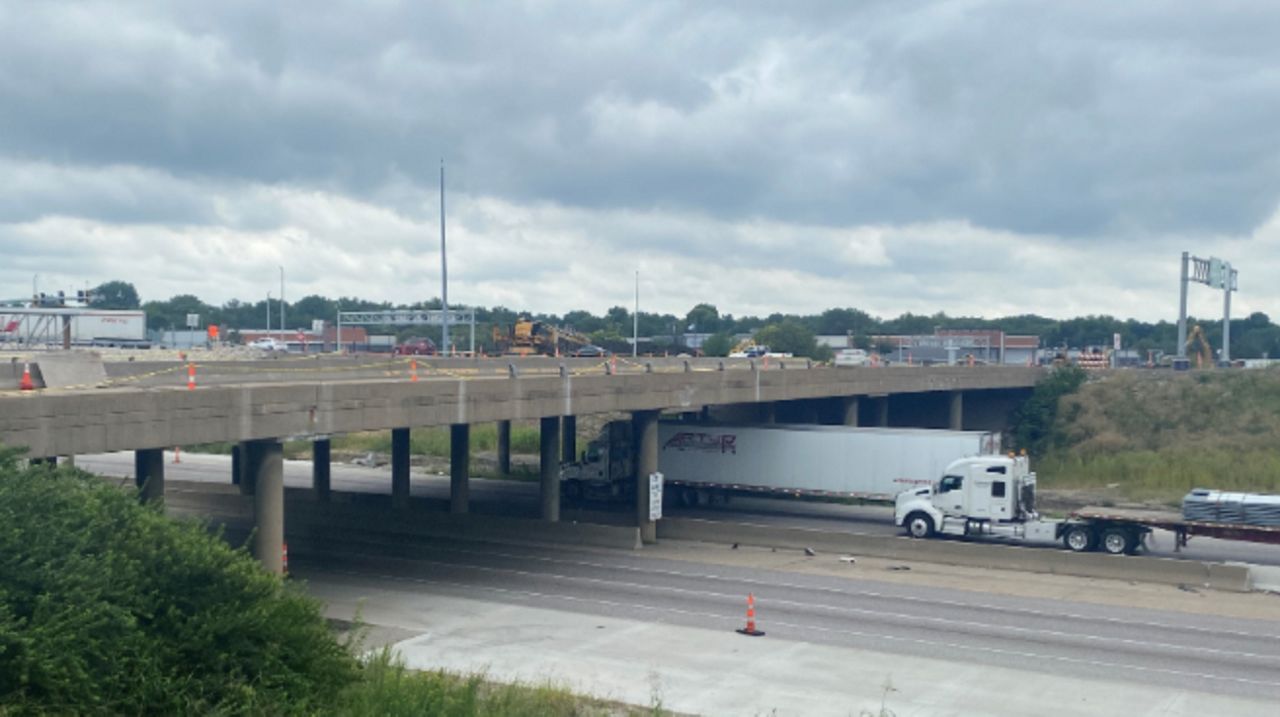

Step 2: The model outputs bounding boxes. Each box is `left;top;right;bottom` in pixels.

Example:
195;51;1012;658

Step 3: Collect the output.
1186;324;1213;369
492;318;592;357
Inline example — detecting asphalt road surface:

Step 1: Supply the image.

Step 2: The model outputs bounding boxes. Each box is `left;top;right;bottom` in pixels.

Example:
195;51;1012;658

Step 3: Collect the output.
296;535;1280;704
77;451;1280;568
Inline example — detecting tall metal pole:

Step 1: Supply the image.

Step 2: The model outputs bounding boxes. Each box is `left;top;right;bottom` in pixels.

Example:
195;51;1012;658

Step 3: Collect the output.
1222;264;1233;364
440;160;450;356
1177;251;1189;358
279;266;285;339
266;292;272;335
633;269;639;357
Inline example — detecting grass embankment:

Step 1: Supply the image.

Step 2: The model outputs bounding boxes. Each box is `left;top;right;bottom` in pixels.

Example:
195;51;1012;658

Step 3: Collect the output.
1037;368;1280;504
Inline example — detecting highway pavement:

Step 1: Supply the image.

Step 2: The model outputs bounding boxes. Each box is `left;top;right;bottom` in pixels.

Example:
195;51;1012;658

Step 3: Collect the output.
76;451;1280;568
299;535;1280;712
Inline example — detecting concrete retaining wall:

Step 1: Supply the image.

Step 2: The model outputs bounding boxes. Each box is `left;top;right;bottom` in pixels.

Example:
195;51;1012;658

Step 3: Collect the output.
658;518;1253;592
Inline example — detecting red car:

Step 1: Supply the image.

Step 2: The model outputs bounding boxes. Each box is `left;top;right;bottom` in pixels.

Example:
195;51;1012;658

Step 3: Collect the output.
394;337;437;356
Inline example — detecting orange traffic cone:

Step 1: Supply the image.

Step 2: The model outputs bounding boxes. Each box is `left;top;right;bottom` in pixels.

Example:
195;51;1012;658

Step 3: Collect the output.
410;359;419;382
186;362;196;390
736;593;765;636
173;446;181;464
19;363;35;391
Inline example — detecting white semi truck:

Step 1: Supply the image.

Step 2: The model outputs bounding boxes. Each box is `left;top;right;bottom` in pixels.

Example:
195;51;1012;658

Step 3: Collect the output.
560;421;1001;505
893;454;1280;553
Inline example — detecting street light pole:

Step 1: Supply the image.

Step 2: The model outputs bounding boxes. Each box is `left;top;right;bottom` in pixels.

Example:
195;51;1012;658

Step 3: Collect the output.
266;291;272;335
633;270;639;357
279;266;285;339
440;160;450;356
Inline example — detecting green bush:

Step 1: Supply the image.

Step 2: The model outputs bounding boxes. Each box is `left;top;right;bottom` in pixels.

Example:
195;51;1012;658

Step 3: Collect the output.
1009;364;1088;458
0;448;357;714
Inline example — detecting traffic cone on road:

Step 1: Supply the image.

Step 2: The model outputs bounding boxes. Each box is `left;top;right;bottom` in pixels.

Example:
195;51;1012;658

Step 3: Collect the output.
410;359;419;382
186;362;196;390
19;363;35;391
173;446;181;464
736;593;765;637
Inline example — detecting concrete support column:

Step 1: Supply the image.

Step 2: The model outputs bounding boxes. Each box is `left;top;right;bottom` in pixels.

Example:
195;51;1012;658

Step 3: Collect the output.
391;427;411;509
496;420;511;476
561;415;577;464
246;440;285;575
842;396;860;427
949;391;964;431
232;444;243;489
312;439;331;502
450;424;470;514
633;409;659;544
134;448;165;503
539;416;561;522
878;397;890;427
762;402;777;424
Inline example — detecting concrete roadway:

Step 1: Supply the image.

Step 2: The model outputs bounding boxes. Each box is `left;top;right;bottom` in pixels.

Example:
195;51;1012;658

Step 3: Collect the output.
303;535;1280;713
76;451;1280;568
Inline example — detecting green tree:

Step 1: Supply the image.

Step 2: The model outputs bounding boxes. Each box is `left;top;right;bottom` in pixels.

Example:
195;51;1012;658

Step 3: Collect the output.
685;303;721;334
1009;364;1089;458
754;319;820;357
702;332;734;357
0;450;357;714
89;280;140;309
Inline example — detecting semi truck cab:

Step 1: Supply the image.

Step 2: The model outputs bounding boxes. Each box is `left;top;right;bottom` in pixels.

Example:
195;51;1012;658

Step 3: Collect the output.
895;455;1039;538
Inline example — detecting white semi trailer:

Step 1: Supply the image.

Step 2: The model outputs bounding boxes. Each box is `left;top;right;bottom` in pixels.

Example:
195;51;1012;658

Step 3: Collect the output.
560;421;1001;505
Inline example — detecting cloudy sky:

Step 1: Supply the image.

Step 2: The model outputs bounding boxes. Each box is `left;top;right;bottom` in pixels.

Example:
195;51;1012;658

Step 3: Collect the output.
3;1;1279;322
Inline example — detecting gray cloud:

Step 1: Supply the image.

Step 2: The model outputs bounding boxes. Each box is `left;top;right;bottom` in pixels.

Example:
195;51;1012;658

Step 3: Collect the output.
3;1;1279;320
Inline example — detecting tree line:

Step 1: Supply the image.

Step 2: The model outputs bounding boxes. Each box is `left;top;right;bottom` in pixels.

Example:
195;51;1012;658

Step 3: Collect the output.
89;280;1280;359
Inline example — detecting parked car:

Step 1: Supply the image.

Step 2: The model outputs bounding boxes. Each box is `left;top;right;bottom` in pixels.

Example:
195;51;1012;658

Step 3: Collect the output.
248;337;286;351
833;348;869;367
572;344;609;358
395;337;437;356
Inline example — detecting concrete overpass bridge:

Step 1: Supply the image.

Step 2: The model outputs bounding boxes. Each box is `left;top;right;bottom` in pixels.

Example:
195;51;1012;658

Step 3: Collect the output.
0;358;1042;572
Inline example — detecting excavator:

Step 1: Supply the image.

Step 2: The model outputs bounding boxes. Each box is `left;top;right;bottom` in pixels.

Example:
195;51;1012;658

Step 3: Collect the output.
1186;324;1214;369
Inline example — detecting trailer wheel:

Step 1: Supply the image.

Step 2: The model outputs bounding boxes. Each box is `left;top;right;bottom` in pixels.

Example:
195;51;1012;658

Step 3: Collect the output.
905;512;935;539
1101;528;1134;556
1063;525;1095;552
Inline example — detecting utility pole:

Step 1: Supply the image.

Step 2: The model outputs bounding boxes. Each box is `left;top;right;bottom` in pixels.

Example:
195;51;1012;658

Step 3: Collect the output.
633;269;639;357
279;265;285;338
266;292;272;335
440;160;450;355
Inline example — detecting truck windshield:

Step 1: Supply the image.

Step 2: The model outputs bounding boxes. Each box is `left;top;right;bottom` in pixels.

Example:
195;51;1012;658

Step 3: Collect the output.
938;475;963;493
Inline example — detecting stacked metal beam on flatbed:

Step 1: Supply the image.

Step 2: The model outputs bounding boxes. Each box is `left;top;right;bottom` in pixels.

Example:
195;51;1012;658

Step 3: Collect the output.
1183;489;1280;527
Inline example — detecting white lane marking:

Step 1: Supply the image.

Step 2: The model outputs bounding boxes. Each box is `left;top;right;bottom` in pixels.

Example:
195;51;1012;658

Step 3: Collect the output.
305;566;1280;691
367;541;1280;641
316;554;1280;664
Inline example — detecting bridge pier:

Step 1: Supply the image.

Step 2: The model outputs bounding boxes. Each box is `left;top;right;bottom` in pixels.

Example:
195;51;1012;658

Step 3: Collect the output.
232;444;243;488
312;439;331;503
842;396;860;427
241;439;284;575
450;424;470;514
561;415;577;463
633;409;658;544
392;427;411;510
496;420;511;476
539;416;561;522
134;448;165;503
877;396;890;427
950;391;964;430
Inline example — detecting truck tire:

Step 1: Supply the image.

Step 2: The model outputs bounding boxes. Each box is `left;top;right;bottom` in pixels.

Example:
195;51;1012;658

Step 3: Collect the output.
1101;528;1134;555
905;512;935;539
1063;525;1095;552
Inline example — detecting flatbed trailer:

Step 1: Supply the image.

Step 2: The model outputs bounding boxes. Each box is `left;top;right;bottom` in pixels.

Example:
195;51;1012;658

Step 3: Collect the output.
1070;506;1280;551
